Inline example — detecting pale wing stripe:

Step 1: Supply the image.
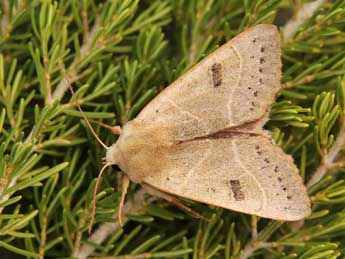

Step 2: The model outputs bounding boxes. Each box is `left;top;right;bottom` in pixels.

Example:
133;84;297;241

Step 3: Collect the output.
231;140;267;212
227;45;242;126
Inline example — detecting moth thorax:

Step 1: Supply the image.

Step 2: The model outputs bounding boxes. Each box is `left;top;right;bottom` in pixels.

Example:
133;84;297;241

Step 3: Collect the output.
105;143;121;165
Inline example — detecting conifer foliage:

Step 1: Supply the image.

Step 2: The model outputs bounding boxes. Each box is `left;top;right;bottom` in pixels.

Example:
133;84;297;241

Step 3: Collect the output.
1;0;345;258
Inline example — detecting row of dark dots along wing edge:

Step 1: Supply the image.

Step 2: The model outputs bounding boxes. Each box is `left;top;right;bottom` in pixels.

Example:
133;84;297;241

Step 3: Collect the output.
248;37;265;111
255;145;292;210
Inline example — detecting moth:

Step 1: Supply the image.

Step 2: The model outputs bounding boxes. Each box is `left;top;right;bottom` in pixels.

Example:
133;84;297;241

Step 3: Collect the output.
71;24;311;230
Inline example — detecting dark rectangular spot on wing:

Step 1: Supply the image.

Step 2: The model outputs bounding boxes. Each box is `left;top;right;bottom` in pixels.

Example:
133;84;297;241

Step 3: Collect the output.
211;63;223;87
229;179;245;201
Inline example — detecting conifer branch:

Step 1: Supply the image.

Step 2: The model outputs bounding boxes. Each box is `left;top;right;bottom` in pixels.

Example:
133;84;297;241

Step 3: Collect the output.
23;16;102;143
0;18;101;217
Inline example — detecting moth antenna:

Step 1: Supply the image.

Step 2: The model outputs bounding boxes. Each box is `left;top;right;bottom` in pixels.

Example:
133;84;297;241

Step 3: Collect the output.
67;80;109;149
88;163;111;234
118;174;130;227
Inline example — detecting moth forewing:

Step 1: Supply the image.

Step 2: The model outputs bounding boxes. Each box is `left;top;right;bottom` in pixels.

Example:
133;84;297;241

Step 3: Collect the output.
134;24;281;141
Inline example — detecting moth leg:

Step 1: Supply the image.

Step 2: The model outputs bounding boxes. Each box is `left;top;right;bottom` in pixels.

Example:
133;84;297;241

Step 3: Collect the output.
88;118;122;135
142;184;209;222
118;174;130;227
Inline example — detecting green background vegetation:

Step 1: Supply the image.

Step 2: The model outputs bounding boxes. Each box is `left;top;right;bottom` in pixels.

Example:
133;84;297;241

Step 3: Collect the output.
1;0;345;258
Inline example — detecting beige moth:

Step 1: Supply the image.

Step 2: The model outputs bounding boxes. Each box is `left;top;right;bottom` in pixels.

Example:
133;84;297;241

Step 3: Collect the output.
72;24;311;230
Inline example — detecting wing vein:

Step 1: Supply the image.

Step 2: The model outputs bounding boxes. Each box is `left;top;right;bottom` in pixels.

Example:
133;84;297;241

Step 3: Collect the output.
166;98;203;122
183;140;213;185
231;139;267;212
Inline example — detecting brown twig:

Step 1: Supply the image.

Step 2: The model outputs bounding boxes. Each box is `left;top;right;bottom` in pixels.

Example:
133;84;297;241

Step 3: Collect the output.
1;0;25;38
72;207;89;257
51;17;100;102
0;166;15;214
282;0;327;43
1;0;9;37
76;189;156;259
39;207;48;259
237;216;273;259
237;242;273;259
307;118;345;188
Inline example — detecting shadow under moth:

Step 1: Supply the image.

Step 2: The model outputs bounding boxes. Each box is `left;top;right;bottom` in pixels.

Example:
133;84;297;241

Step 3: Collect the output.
70;24;311;231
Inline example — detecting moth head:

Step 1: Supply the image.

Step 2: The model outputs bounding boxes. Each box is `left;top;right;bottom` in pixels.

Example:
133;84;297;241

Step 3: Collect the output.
105;120;145;167
105;143;121;165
